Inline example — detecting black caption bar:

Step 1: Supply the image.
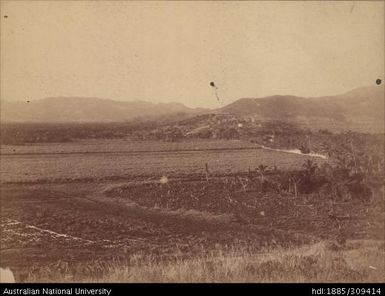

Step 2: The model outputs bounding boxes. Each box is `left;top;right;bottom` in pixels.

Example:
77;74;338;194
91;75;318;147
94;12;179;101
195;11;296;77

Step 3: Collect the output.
0;283;384;296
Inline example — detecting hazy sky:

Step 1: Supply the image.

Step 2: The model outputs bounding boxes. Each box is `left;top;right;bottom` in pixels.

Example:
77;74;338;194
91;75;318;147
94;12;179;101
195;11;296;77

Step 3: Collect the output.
1;1;384;108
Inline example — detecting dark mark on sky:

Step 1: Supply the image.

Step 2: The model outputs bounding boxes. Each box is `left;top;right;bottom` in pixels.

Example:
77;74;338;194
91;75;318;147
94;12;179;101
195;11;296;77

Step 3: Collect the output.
376;79;382;85
4;15;8;19
210;81;220;101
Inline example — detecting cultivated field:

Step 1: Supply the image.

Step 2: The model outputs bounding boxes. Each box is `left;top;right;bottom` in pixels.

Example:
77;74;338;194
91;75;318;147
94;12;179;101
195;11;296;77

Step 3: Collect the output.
0;139;383;282
0;139;325;183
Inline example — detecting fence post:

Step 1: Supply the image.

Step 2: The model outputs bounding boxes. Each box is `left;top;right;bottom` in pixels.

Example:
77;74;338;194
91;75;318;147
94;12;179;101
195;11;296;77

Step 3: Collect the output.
205;162;210;182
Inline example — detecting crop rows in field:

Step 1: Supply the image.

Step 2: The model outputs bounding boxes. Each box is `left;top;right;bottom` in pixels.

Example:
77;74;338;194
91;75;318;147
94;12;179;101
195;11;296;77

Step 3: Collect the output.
105;178;384;241
0;146;324;183
0;139;255;155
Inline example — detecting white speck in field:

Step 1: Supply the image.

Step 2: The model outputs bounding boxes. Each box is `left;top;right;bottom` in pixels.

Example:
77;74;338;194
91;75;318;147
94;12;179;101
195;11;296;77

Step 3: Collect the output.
0;267;15;283
160;176;168;184
238;123;243;128
260;211;265;216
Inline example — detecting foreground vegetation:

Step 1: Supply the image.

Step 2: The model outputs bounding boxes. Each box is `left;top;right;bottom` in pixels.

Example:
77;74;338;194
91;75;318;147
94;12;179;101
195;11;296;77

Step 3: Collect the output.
23;240;384;283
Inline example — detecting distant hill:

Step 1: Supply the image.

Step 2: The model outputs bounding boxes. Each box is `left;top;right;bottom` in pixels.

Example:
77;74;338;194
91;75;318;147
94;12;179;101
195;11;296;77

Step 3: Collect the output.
217;85;384;132
318;85;384;120
0;97;207;123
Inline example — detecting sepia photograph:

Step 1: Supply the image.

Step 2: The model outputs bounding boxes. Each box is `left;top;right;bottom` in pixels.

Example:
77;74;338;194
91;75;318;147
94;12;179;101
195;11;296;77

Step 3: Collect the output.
0;0;384;284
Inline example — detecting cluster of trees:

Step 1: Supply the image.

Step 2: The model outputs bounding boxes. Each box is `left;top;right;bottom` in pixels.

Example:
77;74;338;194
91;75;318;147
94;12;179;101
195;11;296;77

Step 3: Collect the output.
242;132;384;202
132;125;242;142
233;157;378;203
0;122;159;144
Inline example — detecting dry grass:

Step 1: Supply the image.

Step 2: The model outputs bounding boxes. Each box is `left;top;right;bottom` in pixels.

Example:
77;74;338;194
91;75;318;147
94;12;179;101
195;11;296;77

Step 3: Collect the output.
24;240;384;283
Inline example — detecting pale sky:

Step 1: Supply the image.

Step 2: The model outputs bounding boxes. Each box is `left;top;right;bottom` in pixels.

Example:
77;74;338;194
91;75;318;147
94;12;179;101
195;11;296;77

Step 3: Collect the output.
1;1;384;108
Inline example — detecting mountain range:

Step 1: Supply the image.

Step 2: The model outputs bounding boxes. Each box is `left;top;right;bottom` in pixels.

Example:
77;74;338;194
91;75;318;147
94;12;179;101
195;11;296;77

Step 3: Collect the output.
1;85;383;131
1;97;207;123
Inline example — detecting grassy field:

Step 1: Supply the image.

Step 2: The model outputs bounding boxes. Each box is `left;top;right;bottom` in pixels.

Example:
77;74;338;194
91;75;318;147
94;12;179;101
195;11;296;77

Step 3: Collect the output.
16;240;385;283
